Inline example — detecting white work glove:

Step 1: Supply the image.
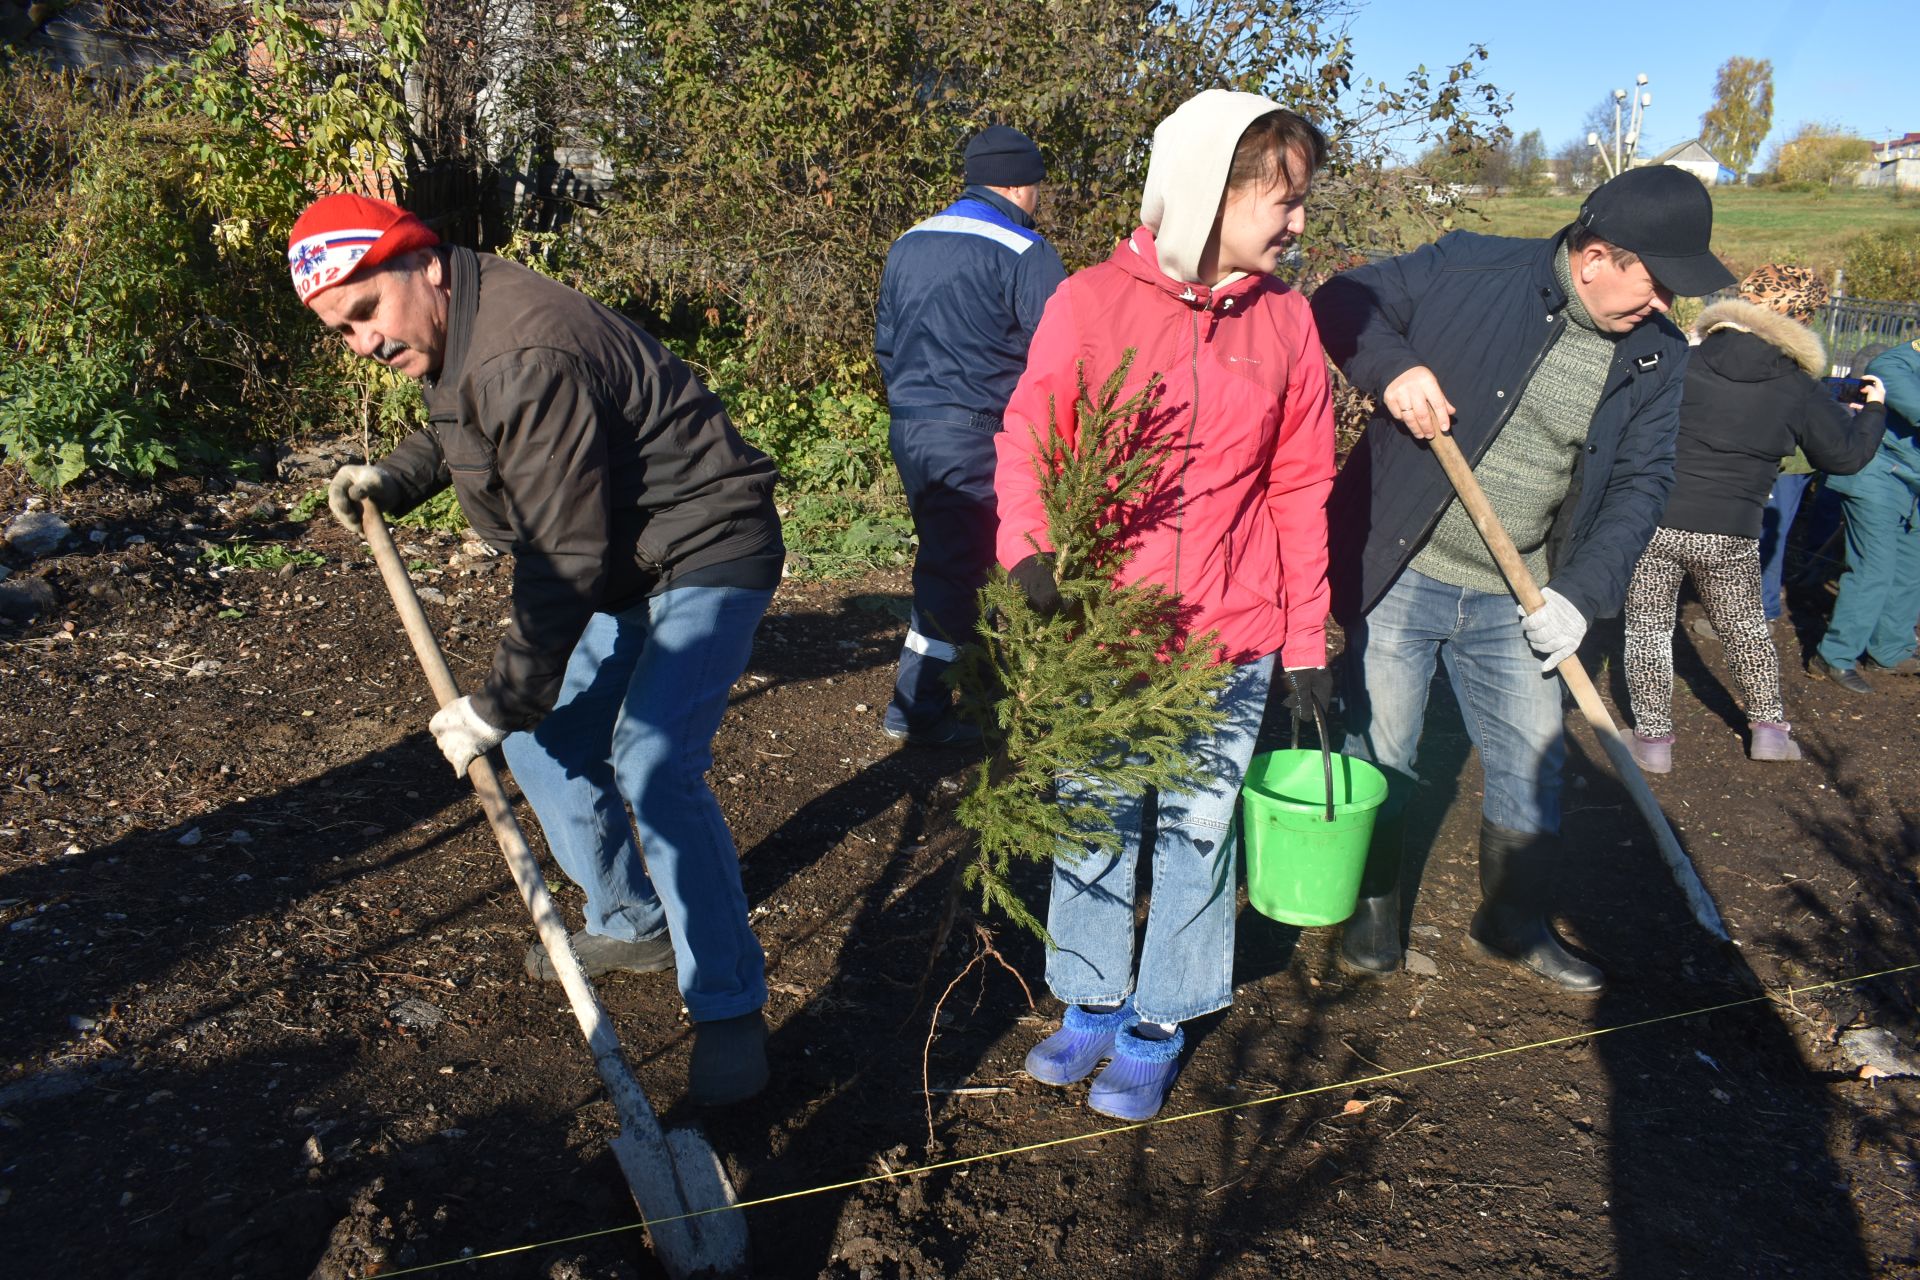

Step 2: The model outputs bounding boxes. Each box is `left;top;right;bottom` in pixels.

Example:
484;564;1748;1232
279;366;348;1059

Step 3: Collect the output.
428;695;508;776
1518;587;1586;671
327;464;395;533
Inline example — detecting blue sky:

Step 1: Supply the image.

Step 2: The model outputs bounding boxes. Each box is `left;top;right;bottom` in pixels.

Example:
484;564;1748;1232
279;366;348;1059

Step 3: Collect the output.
1341;0;1909;166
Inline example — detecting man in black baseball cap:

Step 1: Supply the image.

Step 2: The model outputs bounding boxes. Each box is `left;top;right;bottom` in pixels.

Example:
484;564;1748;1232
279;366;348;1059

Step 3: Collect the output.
1575;163;1737;303
1307;162;1730;998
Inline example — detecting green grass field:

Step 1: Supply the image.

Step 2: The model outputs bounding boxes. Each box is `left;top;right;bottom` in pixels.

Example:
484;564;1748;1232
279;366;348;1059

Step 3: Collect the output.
1455;186;1918;279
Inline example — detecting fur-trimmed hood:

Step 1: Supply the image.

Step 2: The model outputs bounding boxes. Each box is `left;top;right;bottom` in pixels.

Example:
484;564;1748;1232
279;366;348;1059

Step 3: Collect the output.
1696;298;1827;376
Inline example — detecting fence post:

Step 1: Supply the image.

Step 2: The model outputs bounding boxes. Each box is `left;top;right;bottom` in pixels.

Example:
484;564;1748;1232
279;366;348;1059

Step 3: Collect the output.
1828;270;1845;351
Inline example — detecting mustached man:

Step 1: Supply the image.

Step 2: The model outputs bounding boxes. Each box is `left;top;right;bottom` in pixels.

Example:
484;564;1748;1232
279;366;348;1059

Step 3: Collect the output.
290;193;781;1105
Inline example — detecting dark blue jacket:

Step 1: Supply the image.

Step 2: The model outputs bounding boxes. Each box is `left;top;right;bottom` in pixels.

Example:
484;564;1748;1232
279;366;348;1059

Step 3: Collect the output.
1311;230;1689;624
874;186;1067;418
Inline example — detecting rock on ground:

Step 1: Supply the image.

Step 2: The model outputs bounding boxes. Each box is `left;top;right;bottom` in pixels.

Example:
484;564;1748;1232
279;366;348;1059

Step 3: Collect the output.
0;576;57;620
3;510;71;559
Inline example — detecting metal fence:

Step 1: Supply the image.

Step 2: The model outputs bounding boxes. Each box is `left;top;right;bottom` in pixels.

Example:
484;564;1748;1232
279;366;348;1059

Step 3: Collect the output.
1823;297;1920;372
1686;288;1918;373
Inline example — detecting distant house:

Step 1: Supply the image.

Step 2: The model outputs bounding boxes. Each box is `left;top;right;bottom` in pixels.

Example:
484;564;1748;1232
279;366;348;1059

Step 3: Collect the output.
1640;139;1728;185
1858;133;1920;190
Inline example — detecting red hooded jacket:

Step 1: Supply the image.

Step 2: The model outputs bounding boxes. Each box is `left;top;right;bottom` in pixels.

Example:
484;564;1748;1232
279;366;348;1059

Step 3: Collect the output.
993;226;1335;668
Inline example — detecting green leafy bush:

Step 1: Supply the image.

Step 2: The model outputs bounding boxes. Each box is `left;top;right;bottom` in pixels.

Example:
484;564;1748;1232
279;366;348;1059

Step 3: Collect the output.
393;488;469;533
690;340;891;492
0;70;199;487
1765;123;1874;190
161;0;423;248
1842;225;1920;303
0;3;424;493
677;333;908;575
778;494;914;577
575;0;1508;389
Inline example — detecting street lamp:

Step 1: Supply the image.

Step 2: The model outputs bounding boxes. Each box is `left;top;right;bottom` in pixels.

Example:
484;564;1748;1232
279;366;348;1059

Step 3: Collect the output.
1613;88;1628;175
1589;72;1652;179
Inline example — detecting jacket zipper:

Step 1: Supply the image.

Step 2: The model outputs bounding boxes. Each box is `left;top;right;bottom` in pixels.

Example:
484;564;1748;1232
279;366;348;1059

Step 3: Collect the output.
1472;315;1559;465
1170;305;1204;600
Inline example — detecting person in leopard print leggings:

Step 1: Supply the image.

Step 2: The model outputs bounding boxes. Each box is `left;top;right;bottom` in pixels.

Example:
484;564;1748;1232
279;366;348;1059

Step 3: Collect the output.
1623;265;1886;770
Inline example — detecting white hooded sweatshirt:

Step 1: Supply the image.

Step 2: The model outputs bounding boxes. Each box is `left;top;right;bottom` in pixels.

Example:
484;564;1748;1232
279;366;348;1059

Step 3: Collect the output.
1138;88;1291;286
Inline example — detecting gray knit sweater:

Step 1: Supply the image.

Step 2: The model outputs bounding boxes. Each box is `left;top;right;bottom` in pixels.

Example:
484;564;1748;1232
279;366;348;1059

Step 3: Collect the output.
1410;245;1617;592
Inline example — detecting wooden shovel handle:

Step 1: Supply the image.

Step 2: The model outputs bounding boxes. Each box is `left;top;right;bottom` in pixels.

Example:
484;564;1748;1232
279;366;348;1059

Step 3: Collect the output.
1424;434;1731;943
356;503;740;1266
1426;433;1547;613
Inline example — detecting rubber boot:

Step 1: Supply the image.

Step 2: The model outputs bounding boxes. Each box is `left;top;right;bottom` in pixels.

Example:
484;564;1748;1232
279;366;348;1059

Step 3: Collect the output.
1747;721;1802;762
1465;820;1605;995
688;1009;769;1106
1628;732;1674;774
1337;815;1405;976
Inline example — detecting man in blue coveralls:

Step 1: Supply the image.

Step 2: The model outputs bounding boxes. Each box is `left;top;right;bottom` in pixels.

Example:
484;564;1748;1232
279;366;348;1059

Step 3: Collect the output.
874;125;1068;745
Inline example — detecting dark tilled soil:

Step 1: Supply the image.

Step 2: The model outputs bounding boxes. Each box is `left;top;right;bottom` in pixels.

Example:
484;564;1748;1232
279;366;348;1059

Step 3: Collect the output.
1;459;1916;1280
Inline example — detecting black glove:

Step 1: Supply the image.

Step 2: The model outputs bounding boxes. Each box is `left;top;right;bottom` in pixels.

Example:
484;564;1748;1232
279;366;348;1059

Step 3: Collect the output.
1281;666;1334;723
1010;553;1063;620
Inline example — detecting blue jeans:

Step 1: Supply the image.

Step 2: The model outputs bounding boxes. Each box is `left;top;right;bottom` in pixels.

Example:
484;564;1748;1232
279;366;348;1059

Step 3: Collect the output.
1759;472;1812;620
502;584;773;1022
1340;569;1565;836
1043;653;1274;1026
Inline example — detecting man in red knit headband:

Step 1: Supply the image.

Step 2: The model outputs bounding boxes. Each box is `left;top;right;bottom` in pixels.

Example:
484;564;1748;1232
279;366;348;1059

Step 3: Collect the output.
287;192;441;305
288;192;784;1107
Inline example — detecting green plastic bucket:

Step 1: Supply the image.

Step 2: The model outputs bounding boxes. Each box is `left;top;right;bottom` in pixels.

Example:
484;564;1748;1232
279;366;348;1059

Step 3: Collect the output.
1241;746;1388;927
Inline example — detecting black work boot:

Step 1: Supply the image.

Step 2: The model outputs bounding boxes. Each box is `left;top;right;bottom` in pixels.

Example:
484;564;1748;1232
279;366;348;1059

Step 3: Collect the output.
1466;820;1604;995
1337;816;1405;976
688;1009;770;1106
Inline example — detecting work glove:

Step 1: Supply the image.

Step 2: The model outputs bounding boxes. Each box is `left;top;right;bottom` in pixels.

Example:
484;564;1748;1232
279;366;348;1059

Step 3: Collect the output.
1281;666;1334;723
1009;552;1063;620
1518;587;1586;671
327;464;395;533
428;695;508;776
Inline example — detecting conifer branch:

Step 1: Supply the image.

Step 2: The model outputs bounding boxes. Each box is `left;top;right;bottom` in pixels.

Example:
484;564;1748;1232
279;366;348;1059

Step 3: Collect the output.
954;351;1235;941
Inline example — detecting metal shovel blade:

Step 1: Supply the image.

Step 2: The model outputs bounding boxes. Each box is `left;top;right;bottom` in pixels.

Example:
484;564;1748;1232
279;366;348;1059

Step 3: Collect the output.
607;1128;750;1278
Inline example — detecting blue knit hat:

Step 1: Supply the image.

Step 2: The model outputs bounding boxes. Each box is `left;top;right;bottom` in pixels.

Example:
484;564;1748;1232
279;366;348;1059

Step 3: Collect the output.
964;126;1046;186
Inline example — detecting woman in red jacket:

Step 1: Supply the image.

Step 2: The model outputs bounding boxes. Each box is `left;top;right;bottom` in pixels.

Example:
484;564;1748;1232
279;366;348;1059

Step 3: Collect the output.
997;91;1336;1121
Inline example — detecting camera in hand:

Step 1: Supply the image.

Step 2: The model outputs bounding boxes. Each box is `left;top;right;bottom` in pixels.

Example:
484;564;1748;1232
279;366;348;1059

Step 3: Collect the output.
1824;376;1871;405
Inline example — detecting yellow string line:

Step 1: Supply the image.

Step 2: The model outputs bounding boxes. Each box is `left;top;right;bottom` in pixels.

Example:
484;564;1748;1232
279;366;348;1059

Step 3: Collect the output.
375;961;1919;1277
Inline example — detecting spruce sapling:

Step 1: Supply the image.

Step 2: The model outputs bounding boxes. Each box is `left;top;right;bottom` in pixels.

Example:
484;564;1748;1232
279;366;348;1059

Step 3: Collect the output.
953;352;1234;940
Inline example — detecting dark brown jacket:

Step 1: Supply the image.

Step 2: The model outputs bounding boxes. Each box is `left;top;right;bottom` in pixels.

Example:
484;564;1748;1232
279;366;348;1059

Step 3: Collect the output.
380;248;781;729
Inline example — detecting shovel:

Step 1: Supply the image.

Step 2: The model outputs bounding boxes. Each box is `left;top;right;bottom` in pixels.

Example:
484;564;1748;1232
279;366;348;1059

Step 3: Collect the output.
361;503;748;1278
1425;435;1733;947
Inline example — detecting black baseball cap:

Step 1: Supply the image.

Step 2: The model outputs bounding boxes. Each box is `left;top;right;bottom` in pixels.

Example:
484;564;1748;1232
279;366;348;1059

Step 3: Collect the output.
1575;165;1736;297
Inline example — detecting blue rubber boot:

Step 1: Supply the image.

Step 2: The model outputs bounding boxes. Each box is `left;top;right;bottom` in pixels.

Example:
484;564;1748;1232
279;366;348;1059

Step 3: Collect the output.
1086;1024;1186;1121
1023;1002;1136;1086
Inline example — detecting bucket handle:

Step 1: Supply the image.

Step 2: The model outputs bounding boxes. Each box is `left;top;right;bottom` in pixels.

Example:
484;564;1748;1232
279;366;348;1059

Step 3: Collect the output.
1289;694;1337;824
